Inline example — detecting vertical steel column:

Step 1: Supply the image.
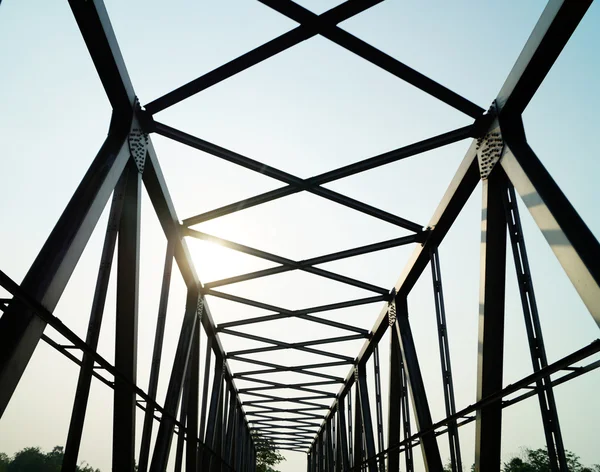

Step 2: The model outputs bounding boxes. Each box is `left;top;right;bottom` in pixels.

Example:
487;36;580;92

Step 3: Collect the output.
356;365;377;472
113;162;141;471
475;169;507;472
353;382;362;470
337;396;350;472
387;306;402;472
245;429;252;472
348;387;353;469
319;434;324;472
394;297;443;472
400;359;414;472
186;317;201;472
333;410;339;472
372;346;385;472
225;391;237;466
502;183;567;471
430;248;462;472
326;418;334;472
204;357;224;471
198;336;213;468
212;379;225;472
174;358;193;472
222;381;230;450
150;289;200;471
0;127;130;418
62;175;126;471
234;408;244;472
139;242;174;472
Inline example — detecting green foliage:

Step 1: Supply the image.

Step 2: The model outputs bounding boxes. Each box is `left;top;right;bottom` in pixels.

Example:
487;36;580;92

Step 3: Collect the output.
252;434;286;472
0;453;10;472
443;448;599;472
0;446;100;472
503;448;600;472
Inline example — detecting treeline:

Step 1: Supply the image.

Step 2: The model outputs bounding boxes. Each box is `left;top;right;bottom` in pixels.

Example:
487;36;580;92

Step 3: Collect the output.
0;446;100;472
443;448;600;472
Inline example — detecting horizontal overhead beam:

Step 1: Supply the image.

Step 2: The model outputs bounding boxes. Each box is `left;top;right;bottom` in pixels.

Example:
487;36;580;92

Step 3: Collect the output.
259;0;485;118
186;228;388;294
217;296;383;333
143;0;384;113
205;233;423;289
178;125;473;227
152;122;423;231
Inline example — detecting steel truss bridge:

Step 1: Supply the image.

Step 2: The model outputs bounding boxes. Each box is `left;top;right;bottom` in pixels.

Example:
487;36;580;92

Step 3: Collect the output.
1;0;599;471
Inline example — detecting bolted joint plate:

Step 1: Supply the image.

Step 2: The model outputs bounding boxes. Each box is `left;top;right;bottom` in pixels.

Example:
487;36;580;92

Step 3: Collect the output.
475;102;505;180
197;297;204;320
388;300;397;327
354;367;359;381
128;127;148;173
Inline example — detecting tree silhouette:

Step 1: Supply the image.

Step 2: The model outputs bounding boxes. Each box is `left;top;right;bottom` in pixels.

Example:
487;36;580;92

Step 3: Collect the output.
0;446;100;472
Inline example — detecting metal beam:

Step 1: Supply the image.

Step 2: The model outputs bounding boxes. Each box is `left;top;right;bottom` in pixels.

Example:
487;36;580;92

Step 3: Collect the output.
502;183;566;470
144;0;384;113
186;229;388;294
63;174;126;471
113;162;141;471
430;248;462;472
149;291;200;471
259;0;484;118
154;123;423;231
394;298;443;471
181;126;472;227
138;243;174;472
185;319;201;472
373;346;386;472
206;233;423;289
500;118;600;327
387;317;402;472
474;168;507;472
356;365;378;472
496;0;592;116
218;298;378;334
0;126;130;418
224;330;357;362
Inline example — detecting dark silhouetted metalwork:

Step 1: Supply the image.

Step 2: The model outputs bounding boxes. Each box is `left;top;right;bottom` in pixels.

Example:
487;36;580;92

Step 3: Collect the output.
0;0;598;471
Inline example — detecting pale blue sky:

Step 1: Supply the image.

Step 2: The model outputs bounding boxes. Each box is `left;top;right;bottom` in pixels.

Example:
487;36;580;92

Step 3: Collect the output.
0;1;599;471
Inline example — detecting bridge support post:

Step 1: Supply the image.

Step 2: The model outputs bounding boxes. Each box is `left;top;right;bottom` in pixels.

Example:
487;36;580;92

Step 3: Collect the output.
62;173;126;471
356;364;377;472
113;161;142;471
186;320;201;471
150;290;200;471
373;346;385;472
394;297;443;472
474;167;507;472
502;182;567;471
138;242;174;472
337;396;350;471
174;354;192;472
199;336;213;467
430;248;462;472
0;125;130;418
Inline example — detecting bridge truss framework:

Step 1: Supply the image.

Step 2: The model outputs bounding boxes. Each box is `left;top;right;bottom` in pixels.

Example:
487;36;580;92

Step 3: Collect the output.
0;0;599;471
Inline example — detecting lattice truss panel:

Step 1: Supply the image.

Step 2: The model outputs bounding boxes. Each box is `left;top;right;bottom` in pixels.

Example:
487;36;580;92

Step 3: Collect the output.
0;1;599;472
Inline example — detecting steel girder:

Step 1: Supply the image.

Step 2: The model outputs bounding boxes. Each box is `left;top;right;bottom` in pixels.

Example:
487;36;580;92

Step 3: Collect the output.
0;0;599;472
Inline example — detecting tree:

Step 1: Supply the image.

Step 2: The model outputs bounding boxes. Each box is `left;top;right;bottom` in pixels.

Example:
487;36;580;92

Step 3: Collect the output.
252;435;286;472
0;453;10;472
503;448;600;472
0;446;100;472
